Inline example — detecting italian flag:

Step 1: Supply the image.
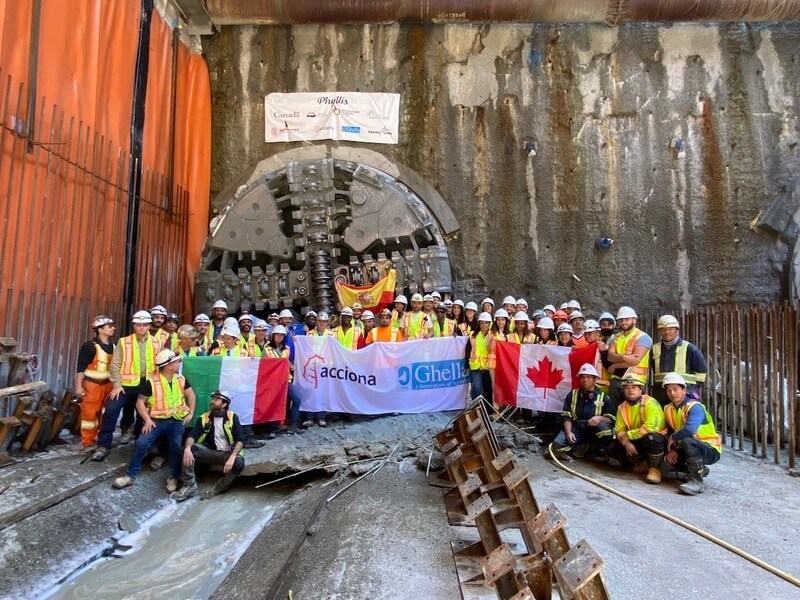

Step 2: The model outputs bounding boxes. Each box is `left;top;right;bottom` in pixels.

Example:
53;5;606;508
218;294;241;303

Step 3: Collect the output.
494;343;599;413
181;356;289;425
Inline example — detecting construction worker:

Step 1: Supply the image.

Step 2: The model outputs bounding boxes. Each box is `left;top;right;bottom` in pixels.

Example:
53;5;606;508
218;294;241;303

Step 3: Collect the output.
516;298;528;315
583;320;610;392
569;311;589;349
542;304;556;318
391;294;408;331
308;312;331;336
507;312;535;344
238;313;254;345
361;310;375;337
211;324;246;356
193;314;212;352
265;325;304;436
175;325;204;358
501;296;517;315
662;373;721;495
480;297;495;315
303;311;317;335
112;349;196;493
267;312;280;329
171;390;245;502
150;305;171;349
403;293;432;340
422;295;435;322
551;364;615;459
552;310;569;330
491;308;511;341
246;320;269;357
278;309;298;361
460;301;478;336
651;315;708;406
469;312;494;402
444;299;454;319
565;300;581;317
606;306;652;407
598;312;616;342
432;303;458;337
366;308;404;344
452;299;464;325
210;300;228;341
609;375;667;484
431;291;442;303
93;310;161;461
351;303;364;331
74;315;116;452
536;317;557;345
557;323;574;347
332;307;365;350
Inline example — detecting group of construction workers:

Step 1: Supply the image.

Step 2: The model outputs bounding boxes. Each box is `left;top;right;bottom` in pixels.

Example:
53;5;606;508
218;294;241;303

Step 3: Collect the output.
73;294;719;499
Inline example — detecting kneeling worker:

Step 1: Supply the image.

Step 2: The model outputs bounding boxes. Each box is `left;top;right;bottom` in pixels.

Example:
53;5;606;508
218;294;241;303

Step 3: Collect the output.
662;373;721;495
172;390;245;501
610;375;667;484
552;364;615;458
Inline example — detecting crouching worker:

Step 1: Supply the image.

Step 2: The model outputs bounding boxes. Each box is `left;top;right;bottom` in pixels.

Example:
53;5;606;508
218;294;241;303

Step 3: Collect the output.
172;390;244;501
609;375;667;485
662;373;721;495
551;364;615;459
113;350;195;492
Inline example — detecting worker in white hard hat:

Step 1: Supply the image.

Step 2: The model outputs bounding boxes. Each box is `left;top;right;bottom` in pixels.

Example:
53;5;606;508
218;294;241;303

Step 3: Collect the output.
569;311;588;349
303;311;317;335
391;294;408;331
403;293;432;340
536;317;557;345
351;302;364;331
515;298;528;315
444;298;454;319
491;308;512;342
542;304;556;318
210;300;228;341
469;312;495;403
480;297;495;315
651;315;708;407
551;363;615;460
264;325;305;437
565;300;581;316
366;308;404;344
581;320;610;393
431;291;442;302
332;307;365;350
149;305;171;349
277;308;298;362
507;312;535;344
501;296;516;315
113;349;196;493
361;310;376;337
432;303;458;338
93;310;161;462
451;299;464;326
193;313;212;352
245;320;270;358
308;312;331;336
460;301;479;336
74;315;117;452
422;295;435;319
211;324;246;357
267;312;280;327
556;323;574;347
609;375;667;485
606;306;653;407
237;312;254;344
662;372;721;495
597;312;616;342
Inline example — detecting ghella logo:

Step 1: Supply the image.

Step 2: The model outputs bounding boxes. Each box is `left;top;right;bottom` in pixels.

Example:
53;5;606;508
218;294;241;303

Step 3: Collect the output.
397;359;469;391
301;354;377;389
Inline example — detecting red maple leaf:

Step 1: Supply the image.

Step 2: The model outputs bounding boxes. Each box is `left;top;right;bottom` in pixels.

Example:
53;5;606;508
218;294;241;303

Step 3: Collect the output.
527;356;564;398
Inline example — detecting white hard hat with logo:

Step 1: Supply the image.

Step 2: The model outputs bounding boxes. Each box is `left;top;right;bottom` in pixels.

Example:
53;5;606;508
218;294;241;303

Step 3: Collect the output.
149;305;168;316
155;349;181;368
341;307;354;316
583;319;601;332
362;310;375;319
658;315;680;329
410;293;423;302
193;313;211;324
92;315;114;328
132;310;152;324
616;306;637;320
662;372;687;387
577;363;599;377
254;319;269;330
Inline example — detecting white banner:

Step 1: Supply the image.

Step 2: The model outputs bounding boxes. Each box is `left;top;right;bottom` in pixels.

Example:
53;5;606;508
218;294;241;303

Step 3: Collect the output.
293;336;469;414
265;92;400;144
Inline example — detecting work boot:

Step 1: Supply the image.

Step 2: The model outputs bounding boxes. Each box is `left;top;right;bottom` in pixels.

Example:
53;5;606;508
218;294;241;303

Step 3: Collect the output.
678;466;709;482
679;460;706;495
119;429;134;446
646;467;662;484
83;444;97;453
112;475;135;489
150;456;166;471
244;437;265;449
171;482;198;502
302;419;314;428
202;473;236;500
572;444;591;459
607;457;622;468
287;423;305;435
317;419;328;428
91;447;109;462
633;461;649;474
266;431;277;440
166;478;178;493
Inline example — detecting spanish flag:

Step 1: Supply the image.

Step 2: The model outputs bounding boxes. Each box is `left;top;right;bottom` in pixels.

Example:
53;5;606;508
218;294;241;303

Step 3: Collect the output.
336;269;397;311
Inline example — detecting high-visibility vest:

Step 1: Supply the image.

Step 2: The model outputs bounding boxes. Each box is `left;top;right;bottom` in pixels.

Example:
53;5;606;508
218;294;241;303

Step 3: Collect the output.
487;331;505;369
213;345;245;357
147;373;189;419
572;335;589;349
595;349;611;393
404;312;430;340
506;332;535;345
611;328;650;381
245;339;267;358
665;401;721;453
308;329;331;337
84;342;113;381
469;332;491;370
155;328;170;350
564;389;608;420
390;309;405;330
176;345;203;358
617;395;667;437
652;341;706;385
120;334;159;386
367;326;401;344
197;411;244;457
333;326;361;350
201;328;215;351
432;318;456;337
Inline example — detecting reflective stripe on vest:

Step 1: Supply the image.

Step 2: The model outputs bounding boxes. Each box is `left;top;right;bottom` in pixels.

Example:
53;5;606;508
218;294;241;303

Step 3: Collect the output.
404;312;429;339
665;401;722;453
214;346;245;357
567;389;607;419
177;346;202;358
611;328;650;379
85;342;112;381
618;396;667;436
334;326;360;350
120;335;158;386
433;319;456;337
197;411;244;457
507;332;535;345
652;341;704;384
246;339;265;358
147;374;189;419
469;333;491;370
368;327;399;343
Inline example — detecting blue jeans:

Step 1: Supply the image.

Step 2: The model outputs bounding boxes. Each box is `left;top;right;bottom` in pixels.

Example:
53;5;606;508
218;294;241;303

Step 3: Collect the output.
97;385;139;449
127;418;184;479
287;383;302;426
470;369;493;402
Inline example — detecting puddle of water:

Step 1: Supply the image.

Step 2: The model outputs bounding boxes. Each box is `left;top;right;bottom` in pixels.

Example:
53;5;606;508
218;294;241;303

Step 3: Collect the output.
40;487;283;600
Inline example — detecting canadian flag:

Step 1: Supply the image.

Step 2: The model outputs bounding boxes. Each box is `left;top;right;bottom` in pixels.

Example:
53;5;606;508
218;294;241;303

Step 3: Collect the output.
495;342;599;413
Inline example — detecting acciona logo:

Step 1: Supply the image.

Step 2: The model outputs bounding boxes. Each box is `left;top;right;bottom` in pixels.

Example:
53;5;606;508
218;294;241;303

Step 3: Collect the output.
301;354;377;389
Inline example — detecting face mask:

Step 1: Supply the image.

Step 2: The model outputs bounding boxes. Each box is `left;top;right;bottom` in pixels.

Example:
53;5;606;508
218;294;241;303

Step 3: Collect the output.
600;327;614;336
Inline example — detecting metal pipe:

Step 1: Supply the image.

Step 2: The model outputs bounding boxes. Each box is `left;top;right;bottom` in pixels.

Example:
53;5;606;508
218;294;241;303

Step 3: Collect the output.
203;0;800;24
25;0;41;153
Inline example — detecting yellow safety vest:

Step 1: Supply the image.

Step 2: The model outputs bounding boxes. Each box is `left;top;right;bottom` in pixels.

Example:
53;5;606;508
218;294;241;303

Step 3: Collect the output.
246;339;267;358
147;373;189;419
469;332;491;370
652;341;706;385
616;395;667;438
85;342;112;381
611;328;650;381
265;346;292;381
506;332;535;345
432;318;456;337
176;345;202;358
665;401;721;453
213;346;245;357
197;411;244;457
404;312;429;340
333;326;360;350
120;334;159;386
308;329;331;337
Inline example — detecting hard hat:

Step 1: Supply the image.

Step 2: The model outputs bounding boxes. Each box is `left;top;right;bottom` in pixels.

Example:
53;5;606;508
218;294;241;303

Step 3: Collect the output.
270;325;287;336
431;292;442;300
150;305;168;316
532;309;545;319
560;303;569;310
352;302;363;310
494;308;509;320
212;300;228;310
543;304;556;313
306;310;318;318
577;363;599;377
553;310;569;320
537;317;555;330
422;294;433;302
569;311;585;322
395;295;408;305
444;299;453;307
221;324;241;338
517;298;528;308
254;319;269;330
224;317;239;328
362;310;375;319
341;307;354;316
435;302;447;310
598;312;616;324
211;390;232;404
658;315;680;329
557;323;574;334
177;324;199;339
481;297;495;307
567;300;582;310
478;312;493;323
166;312;179;322
616;306;637;320
132;310;152;324
379;308;391;316
583;319;601;332
513;311;530;322
620;375;645;387
411;293;423;302
155;349;181;368
454;299;465;308
268;313;280;322
193;313;211;324
502;296;516;305
92;315;114;328
317;311;330;321
238;312;253;323
279;309;294;320
662;372;687;387
465;301;478;312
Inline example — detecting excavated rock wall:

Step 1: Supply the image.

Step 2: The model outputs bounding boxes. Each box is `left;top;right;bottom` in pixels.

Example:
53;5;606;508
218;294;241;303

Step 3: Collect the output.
203;22;800;311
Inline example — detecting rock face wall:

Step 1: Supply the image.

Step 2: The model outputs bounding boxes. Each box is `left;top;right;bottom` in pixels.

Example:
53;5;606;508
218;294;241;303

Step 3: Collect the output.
203;22;800;312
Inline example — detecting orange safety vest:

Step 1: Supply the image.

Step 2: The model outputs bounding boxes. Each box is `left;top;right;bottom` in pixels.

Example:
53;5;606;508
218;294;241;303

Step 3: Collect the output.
147;373;189;419
367;326;401;344
120;334;159;386
665;401;722;453
85;342;113;381
611;328;650;381
333;326;361;350
572;335;589;349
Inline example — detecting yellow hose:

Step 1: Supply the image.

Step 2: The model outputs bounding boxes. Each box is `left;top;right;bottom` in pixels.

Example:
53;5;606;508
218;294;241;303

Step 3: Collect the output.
546;444;800;589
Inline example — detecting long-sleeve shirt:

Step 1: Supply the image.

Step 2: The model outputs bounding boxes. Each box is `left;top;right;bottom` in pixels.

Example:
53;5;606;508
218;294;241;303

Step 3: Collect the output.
614;396;666;440
667;399;707;442
561;388;615;424
109;335;154;387
652;337;708;382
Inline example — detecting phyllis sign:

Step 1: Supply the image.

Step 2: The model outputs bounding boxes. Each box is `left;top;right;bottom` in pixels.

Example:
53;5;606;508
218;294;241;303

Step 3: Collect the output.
265;92;400;144
293;336;468;414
